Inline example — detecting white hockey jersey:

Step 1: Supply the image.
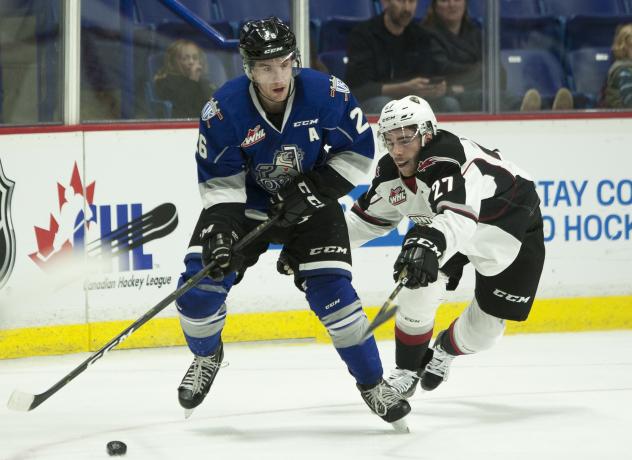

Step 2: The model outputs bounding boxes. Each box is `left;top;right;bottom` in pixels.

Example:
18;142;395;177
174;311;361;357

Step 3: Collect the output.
346;130;541;276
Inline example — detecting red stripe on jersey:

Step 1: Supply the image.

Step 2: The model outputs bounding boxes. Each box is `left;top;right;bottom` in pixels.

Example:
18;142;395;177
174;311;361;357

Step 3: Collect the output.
395;326;433;345
351;203;392;227
440;205;479;222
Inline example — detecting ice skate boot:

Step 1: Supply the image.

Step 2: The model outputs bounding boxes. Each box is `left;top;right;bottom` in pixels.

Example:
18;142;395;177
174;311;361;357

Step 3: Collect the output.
357;379;411;433
386;368;421;399
421;331;455;391
178;342;224;418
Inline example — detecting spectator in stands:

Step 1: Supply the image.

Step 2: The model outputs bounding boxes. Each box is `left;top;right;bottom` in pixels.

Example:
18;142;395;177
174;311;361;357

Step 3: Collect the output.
345;0;460;113
154;40;217;118
603;23;632;108
421;0;573;111
421;0;482;111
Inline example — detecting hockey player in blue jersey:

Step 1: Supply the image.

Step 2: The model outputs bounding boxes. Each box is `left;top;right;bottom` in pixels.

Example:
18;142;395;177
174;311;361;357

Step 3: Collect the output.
174;17;410;430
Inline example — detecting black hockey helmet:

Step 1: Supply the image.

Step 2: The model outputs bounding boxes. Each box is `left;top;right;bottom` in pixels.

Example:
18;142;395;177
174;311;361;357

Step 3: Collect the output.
239;17;301;79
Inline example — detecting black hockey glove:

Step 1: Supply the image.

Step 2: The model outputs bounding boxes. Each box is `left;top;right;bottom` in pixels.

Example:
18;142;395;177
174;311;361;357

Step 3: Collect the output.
393;226;445;289
269;175;330;227
276;247;296;276
276;247;306;292
201;225;243;282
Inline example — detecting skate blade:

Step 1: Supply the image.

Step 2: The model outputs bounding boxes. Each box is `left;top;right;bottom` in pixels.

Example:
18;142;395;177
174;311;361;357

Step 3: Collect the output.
390;417;410;433
184;408;194;419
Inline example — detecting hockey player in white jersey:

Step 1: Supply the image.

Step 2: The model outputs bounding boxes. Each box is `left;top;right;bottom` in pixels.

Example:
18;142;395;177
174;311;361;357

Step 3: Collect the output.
341;95;546;396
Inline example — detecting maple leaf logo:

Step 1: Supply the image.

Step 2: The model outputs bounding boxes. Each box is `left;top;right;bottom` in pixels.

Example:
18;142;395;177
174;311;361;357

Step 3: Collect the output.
29;162;96;269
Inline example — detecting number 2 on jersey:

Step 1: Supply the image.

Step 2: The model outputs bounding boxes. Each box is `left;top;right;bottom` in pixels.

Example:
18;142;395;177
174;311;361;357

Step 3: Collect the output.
350;107;370;134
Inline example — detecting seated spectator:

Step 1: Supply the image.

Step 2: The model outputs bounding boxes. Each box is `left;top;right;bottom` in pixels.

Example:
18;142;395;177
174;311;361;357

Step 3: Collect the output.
345;0;460;114
422;0;573;111
154;40;217;118
602;23;632;109
422;0;482;111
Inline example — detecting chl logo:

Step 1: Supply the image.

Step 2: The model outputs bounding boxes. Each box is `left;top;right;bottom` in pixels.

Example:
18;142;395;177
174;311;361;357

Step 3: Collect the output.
0;159;16;289
493;289;531;303
29;163;178;273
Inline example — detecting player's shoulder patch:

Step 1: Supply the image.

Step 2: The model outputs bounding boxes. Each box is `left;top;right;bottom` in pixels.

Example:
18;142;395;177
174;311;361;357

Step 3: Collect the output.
200;97;223;122
329;76;350;101
416;130;466;172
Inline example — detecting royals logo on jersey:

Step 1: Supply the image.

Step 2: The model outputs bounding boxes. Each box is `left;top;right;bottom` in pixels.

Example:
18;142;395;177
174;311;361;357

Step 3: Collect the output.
389;186;407;206
329;76;350;101
201;98;223;123
255;145;304;193
0;159;16;289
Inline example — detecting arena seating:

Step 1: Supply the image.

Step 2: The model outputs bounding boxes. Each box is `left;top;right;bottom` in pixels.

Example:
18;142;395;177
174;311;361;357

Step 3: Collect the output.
565;15;632;51
4;0;632;122
567;47;612;107
541;0;627;17
501;16;564;57
470;0;542;19
318;51;348;80
501;49;567;102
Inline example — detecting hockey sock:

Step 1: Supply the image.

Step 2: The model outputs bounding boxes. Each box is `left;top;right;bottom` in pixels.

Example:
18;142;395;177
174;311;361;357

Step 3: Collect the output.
183;333;222;357
336;337;383;386
437;322;464;356
395;326;432;371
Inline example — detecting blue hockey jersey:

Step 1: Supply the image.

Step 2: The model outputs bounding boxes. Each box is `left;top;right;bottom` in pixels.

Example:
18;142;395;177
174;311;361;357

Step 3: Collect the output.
195;68;375;220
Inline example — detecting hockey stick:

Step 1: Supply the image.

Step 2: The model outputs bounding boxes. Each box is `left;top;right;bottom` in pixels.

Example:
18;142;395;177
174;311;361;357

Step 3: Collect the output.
7;216;277;412
360;269;409;342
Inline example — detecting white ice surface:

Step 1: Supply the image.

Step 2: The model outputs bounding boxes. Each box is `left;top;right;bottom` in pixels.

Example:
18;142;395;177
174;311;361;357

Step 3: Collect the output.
1;331;631;460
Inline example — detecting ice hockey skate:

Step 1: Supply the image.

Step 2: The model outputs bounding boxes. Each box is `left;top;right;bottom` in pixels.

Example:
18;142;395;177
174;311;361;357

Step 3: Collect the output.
386;368;421;398
178;342;224;418
421;331;455;391
357;379;411;432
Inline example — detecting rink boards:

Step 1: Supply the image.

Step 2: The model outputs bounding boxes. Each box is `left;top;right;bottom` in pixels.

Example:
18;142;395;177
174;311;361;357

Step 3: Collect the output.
1;118;631;358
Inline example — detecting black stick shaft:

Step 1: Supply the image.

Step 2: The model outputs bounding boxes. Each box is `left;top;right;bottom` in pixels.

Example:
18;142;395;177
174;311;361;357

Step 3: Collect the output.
361;281;405;341
22;217;276;411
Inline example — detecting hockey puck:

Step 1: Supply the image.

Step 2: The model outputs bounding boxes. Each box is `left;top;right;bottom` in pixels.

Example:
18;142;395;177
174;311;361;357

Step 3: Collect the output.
106;441;127;456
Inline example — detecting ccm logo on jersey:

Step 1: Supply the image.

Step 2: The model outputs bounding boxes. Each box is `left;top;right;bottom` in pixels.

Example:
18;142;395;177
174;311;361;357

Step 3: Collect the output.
241;125;266;147
309;246;348;255
493;289;531;303
293;119;319;127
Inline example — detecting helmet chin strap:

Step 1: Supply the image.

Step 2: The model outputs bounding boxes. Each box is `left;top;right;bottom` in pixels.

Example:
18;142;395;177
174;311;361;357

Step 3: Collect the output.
253;78;295;113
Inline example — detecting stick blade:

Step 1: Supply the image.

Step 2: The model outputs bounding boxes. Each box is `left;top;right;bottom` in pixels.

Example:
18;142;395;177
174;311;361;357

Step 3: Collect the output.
7;390;36;411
